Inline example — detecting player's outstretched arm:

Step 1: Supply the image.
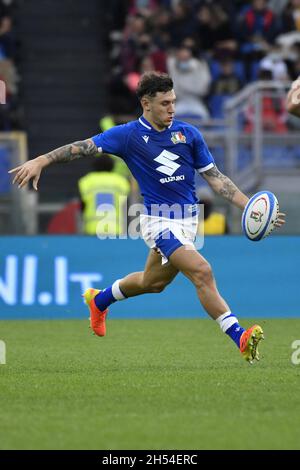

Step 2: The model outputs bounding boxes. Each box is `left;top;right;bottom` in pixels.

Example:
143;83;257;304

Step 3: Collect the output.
286;78;300;117
201;165;285;228
201;165;248;210
9;138;98;190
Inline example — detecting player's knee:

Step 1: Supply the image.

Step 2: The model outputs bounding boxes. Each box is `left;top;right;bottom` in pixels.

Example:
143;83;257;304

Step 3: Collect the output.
191;262;213;288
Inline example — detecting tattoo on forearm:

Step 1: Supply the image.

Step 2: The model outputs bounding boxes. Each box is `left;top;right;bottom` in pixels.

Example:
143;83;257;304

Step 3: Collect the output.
45;140;98;164
204;167;238;202
219;179;238;202
204;167;227;180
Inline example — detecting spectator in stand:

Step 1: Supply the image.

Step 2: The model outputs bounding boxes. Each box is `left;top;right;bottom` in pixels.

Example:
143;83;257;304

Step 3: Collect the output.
282;0;300;32
167;1;195;47
0;0;19;130
287;42;300;78
209;56;243;118
192;2;237;55
237;0;281;80
259;47;290;80
121;14;149;74
121;12;166;73
211;58;243;95
167;45;211;120
237;0;280;45
275;1;300;77
275;35;300;78
126;32;167;73
269;0;289;14
128;0;159;17
109;14;152;114
132;6;171;72
0;0;15;59
151;7;172;51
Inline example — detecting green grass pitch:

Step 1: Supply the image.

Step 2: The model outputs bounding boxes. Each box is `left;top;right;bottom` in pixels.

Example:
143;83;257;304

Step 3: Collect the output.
1;318;300;450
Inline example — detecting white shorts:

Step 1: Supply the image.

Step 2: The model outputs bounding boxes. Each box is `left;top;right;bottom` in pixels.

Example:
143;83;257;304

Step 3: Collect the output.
140;214;198;265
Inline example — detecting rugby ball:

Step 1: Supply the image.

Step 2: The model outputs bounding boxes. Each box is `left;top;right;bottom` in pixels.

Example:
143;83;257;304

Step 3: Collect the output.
242;191;279;241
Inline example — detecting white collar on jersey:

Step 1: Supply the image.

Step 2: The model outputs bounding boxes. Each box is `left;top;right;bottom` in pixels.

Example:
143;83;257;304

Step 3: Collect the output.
139;115;173;130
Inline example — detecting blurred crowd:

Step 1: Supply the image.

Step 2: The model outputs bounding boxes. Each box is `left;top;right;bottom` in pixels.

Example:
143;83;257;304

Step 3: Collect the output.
0;0;21;131
105;0;300;124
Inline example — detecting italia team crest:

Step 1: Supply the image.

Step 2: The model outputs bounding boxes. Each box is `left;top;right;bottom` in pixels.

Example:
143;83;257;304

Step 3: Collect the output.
171;131;186;145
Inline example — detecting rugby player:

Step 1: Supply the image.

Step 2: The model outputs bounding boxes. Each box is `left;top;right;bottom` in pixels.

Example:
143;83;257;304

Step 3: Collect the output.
10;72;286;363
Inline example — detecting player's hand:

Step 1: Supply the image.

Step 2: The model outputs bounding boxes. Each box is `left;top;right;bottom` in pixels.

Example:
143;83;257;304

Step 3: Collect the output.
8;156;47;191
274;212;286;228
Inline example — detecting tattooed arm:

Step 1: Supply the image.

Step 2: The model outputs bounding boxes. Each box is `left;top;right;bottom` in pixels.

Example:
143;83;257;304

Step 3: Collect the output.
201;166;249;210
201;166;286;228
9;138;99;190
44;139;98;164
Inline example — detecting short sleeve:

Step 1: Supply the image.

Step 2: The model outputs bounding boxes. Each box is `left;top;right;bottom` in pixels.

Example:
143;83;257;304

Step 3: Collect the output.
91;125;128;158
193;128;215;173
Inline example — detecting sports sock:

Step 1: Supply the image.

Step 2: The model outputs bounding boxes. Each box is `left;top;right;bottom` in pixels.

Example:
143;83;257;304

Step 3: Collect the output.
94;279;127;311
216;312;245;348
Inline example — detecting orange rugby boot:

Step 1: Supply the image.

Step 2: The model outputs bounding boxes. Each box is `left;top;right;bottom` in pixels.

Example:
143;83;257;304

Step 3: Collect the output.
82;288;108;337
240;324;264;364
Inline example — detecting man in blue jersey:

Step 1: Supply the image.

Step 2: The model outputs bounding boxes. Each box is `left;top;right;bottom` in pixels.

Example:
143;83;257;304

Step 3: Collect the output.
10;72;285;363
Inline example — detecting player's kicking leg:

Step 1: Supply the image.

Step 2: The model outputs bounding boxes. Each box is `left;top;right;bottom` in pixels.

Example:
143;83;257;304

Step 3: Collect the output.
83;249;178;336
169;245;264;363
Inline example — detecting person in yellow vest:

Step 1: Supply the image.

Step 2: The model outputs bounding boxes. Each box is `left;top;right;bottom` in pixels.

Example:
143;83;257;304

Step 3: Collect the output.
197;187;228;235
78;154;130;236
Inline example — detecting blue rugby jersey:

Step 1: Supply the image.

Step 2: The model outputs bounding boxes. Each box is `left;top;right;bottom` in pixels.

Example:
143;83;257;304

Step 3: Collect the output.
91;116;215;217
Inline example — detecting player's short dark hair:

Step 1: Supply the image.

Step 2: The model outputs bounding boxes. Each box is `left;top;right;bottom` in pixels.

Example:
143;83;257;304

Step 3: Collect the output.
93;154;115;172
136;72;173;99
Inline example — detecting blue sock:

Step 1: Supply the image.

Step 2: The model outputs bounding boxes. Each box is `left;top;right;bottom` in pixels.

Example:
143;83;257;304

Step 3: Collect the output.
226;323;245;348
94;287;116;311
94;280;127;311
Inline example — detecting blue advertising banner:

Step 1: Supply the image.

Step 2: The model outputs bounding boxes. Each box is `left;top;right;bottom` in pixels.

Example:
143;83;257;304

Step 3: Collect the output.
0;236;299;319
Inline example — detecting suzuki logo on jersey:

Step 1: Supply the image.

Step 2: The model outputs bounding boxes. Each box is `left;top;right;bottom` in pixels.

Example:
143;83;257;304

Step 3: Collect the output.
154;150;181;177
171;131;186;145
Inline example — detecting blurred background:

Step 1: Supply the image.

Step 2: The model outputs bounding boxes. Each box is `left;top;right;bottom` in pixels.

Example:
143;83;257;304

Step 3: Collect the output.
0;0;299;319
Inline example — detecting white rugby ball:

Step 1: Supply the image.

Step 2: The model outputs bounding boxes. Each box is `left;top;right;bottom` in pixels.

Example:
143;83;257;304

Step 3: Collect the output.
242;191;279;241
